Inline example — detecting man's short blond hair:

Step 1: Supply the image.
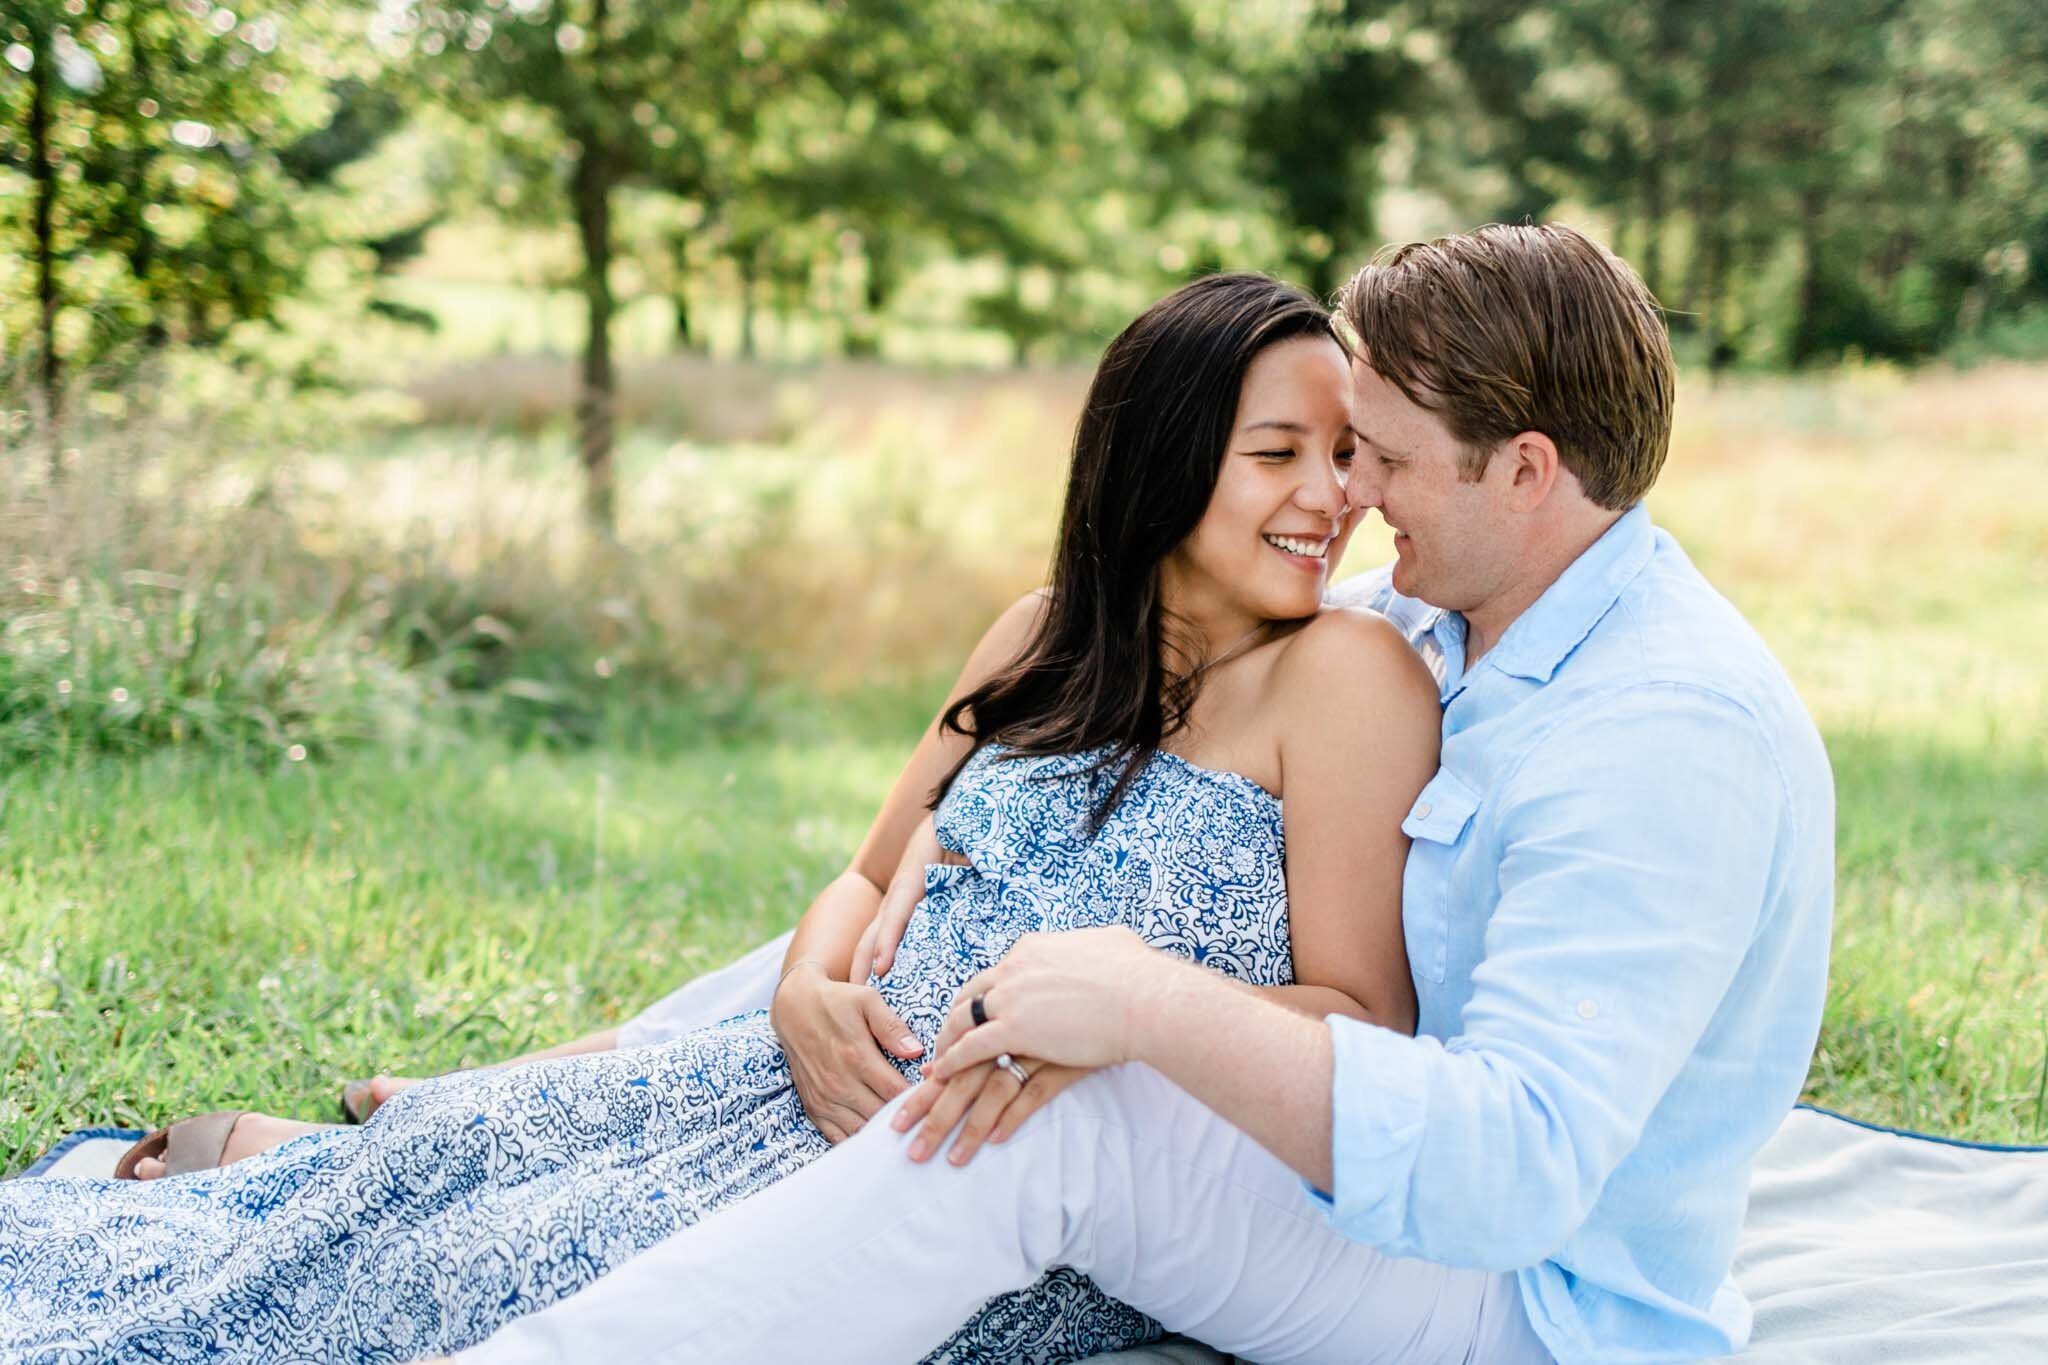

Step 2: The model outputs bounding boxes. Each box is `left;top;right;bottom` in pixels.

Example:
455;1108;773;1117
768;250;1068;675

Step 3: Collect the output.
1339;223;1675;510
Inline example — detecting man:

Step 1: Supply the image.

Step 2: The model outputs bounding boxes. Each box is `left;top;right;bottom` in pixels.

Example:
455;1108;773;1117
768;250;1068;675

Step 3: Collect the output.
459;224;1834;1364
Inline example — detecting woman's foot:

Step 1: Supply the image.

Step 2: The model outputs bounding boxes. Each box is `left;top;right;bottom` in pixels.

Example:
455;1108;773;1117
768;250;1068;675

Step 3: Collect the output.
368;1074;421;1109
341;1074;423;1123
130;1112;334;1179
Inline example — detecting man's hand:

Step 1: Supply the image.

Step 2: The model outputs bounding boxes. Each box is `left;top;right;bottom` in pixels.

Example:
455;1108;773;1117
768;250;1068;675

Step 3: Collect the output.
892;1058;1092;1165
926;927;1168;1081
770;963;923;1143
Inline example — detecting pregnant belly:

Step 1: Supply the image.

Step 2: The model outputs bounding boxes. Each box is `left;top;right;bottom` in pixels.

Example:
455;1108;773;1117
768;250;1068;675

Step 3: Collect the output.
871;863;1013;1050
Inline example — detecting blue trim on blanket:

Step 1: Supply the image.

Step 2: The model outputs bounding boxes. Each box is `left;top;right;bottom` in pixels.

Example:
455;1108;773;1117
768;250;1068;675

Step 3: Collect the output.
14;1126;149;1180
1797;1103;2048;1153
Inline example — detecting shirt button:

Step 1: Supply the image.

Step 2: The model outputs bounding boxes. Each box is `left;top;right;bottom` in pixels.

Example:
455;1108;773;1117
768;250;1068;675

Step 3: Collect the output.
1576;1000;1598;1020
1416;802;1434;819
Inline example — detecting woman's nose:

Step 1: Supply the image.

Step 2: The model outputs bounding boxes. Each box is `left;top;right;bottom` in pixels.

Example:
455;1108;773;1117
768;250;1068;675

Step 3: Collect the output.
1297;463;1346;519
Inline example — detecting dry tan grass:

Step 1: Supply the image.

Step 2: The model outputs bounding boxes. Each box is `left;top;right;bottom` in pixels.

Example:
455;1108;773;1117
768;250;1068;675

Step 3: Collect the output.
17;355;2041;717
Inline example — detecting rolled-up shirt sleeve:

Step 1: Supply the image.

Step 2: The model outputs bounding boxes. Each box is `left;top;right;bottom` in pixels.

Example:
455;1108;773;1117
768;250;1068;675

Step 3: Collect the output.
1323;685;1788;1270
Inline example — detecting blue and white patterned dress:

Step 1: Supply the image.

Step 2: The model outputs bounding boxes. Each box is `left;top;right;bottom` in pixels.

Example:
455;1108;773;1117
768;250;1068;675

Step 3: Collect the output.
0;745;1292;1363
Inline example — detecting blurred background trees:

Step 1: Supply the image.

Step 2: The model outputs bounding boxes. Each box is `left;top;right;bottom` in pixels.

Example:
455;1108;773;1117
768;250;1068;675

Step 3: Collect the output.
3;0;2044;520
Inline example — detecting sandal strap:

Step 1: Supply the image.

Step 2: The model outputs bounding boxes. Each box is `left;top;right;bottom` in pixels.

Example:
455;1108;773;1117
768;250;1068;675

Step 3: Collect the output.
339;1079;375;1125
112;1110;245;1180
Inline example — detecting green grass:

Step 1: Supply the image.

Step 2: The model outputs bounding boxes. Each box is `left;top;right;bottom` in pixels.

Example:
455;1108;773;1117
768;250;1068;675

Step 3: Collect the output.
3;360;2045;1172
0;712;914;1172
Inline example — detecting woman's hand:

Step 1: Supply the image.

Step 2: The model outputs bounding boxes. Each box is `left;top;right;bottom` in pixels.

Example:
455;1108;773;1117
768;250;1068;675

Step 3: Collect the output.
770;963;924;1143
892;1058;1092;1165
852;814;954;981
927;926;1173;1079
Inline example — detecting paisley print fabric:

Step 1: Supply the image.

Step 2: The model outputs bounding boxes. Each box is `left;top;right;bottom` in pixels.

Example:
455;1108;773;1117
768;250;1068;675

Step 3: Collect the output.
0;745;1292;1363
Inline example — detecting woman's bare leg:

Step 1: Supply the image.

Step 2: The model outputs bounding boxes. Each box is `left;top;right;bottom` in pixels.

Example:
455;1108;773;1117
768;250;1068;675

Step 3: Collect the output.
350;1027;623;1120
134;1028;629;1179
130;1113;338;1179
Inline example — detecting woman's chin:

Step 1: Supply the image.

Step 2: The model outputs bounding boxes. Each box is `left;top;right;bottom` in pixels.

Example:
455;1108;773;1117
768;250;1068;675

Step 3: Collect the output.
1245;587;1324;622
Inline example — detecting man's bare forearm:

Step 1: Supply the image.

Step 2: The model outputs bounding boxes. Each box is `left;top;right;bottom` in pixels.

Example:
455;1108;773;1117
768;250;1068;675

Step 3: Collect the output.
1136;960;1338;1190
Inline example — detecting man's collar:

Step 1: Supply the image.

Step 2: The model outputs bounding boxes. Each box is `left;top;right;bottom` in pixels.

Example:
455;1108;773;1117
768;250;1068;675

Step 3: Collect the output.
1482;504;1655;684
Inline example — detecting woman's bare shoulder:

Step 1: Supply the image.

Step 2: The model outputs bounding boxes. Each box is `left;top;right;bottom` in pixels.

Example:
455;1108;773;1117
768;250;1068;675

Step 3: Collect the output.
1269;606;1437;723
984;588;1050;651
957;588;1052;683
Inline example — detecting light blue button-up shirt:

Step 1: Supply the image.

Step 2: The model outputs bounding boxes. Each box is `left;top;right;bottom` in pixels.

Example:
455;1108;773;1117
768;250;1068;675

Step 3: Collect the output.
1324;506;1834;1364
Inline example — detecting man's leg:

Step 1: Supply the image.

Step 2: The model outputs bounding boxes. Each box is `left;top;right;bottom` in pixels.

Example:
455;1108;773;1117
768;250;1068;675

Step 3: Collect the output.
614;928;795;1047
461;1063;1549;1365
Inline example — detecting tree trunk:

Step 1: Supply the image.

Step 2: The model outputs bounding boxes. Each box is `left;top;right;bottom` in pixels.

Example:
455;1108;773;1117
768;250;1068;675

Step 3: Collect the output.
125;11;166;351
1698;136;1736;379
1790;185;1828;367
737;250;757;358
673;275;693;351
1640;152;1667;304
844;233;893;358
28;24;62;479
571;137;617;532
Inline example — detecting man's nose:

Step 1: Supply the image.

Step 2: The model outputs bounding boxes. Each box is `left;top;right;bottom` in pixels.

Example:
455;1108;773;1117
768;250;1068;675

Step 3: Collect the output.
1346;462;1383;514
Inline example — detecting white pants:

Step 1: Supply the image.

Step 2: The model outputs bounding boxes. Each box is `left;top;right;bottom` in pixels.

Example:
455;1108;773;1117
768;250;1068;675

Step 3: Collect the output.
613;929;799;1049
471;936;1553;1364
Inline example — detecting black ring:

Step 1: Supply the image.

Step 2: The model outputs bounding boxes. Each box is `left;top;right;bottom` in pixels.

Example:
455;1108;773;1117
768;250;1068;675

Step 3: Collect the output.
970;993;989;1028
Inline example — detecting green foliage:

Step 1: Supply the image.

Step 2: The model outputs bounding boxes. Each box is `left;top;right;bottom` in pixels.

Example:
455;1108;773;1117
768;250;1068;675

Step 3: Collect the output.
0;566;443;765
1409;0;2048;367
1243;4;1420;298
8;0;2043;402
0;1;377;386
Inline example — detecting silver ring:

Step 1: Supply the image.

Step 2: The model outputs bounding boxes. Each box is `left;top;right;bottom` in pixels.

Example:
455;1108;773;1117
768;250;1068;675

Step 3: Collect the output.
996;1053;1031;1086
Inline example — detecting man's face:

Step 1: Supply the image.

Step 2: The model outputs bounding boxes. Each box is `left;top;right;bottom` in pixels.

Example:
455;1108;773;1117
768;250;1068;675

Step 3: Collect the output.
1346;359;1510;611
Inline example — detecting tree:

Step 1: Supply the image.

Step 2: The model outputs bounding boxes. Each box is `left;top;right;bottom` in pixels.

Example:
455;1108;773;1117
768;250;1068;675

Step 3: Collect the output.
0;0;364;472
396;0;853;527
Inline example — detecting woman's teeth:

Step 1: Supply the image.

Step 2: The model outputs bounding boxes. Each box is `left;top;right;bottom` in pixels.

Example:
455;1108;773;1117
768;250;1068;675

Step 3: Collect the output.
1263;534;1327;559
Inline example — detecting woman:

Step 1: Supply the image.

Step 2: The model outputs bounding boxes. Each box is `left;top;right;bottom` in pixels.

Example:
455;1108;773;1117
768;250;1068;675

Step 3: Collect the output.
1;274;1439;1362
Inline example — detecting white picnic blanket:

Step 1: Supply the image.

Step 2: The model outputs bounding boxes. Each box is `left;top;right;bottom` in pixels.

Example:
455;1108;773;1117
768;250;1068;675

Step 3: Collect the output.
1727;1107;2048;1362
18;1107;2048;1362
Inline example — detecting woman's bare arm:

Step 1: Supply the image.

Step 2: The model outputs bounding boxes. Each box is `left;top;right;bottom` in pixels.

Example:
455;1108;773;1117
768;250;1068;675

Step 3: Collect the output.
1264;608;1441;1034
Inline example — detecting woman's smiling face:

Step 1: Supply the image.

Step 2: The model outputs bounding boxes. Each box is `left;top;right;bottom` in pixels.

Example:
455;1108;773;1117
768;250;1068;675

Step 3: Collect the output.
1161;335;1358;636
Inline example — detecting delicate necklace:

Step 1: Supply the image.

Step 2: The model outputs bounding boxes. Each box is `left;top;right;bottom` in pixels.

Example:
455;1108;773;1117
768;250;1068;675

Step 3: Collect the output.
1184;619;1271;683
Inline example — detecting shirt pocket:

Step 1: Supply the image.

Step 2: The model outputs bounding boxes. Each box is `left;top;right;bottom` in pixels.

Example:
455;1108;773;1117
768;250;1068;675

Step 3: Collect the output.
1400;767;1481;983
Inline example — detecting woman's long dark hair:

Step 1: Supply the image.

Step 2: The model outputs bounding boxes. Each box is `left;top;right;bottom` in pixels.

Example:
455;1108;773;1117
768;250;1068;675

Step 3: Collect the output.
935;273;1336;829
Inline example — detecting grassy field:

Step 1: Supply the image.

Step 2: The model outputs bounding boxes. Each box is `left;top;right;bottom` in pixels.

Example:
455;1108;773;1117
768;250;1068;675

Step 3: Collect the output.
3;359;2045;1173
